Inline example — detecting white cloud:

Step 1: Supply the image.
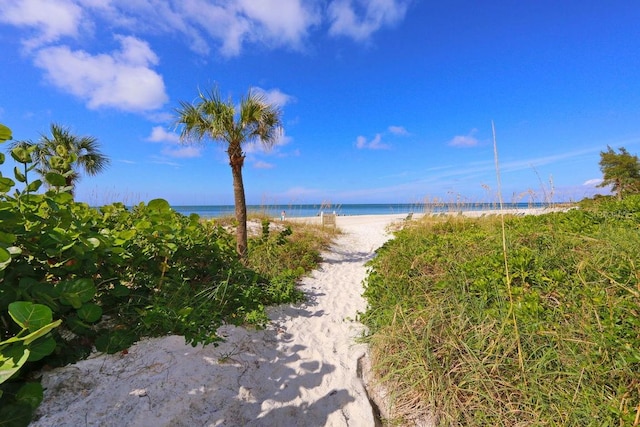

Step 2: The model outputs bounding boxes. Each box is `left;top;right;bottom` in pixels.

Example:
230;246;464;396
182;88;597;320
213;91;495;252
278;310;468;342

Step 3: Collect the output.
3;0;410;60
146;126;180;143
328;0;411;41
388;125;409;135
254;87;295;108
238;0;320;49
33;35;168;112
449;128;479;147
0;0;84;49
583;178;603;186
356;133;390;150
147;125;202;158
355;124;405;149
177;0;250;56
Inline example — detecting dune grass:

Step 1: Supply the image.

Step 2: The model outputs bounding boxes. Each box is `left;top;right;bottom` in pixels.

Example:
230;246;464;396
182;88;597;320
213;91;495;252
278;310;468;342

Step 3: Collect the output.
362;196;640;426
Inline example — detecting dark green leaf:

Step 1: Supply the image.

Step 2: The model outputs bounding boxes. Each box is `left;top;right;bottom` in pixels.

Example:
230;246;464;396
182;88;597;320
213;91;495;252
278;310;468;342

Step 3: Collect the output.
95;330;136;354
16;382;44;410
0;401;34;427
26;336;56;362
0;177;15;193
45;172;66;187
26;180;42;193
58;278;96;309
77;303;103;323
0;231;17;245
13;167;25;183
110;283;130;297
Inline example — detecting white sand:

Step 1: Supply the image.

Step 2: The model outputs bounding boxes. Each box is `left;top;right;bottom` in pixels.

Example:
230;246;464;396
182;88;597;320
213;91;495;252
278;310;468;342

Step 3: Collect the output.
31;214;407;427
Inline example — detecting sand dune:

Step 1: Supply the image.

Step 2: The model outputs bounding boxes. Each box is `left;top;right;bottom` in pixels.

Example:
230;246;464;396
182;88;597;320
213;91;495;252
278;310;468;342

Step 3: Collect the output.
31;214;408;427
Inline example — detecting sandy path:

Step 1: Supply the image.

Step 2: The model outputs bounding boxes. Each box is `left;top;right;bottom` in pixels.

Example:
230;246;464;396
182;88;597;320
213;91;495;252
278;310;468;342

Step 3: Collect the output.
31;214;405;427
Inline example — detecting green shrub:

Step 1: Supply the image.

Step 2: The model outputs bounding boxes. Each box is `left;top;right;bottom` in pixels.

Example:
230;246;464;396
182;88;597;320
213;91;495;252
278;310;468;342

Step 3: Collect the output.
0;127;331;424
363;203;640;426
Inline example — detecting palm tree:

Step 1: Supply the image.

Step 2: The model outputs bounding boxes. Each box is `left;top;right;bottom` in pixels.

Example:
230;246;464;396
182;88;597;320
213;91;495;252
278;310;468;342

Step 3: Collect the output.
175;87;283;258
12;123;110;194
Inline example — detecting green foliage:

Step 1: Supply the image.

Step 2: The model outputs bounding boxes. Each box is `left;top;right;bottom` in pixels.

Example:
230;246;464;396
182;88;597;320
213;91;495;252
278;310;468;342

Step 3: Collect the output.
598;146;640;200
0;125;12;143
1;124;326;423
10;123;110;195
363;203;640;426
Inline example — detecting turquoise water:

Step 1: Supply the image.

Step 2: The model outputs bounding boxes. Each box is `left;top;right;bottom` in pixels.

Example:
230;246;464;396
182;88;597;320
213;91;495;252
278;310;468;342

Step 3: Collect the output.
172;203;551;219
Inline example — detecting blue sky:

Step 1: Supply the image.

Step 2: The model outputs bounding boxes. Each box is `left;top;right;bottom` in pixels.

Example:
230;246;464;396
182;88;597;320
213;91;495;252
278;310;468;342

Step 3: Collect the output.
1;0;639;206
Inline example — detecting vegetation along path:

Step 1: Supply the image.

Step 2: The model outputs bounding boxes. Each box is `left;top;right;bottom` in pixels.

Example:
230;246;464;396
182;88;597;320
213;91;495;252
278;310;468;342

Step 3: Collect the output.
32;214;406;427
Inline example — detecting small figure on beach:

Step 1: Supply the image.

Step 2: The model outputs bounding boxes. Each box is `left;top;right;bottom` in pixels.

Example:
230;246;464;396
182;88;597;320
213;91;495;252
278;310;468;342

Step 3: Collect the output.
280;210;286;221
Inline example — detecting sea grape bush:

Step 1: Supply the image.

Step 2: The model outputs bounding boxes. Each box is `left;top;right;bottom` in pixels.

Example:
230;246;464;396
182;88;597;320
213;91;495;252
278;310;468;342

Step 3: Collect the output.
0;124;313;425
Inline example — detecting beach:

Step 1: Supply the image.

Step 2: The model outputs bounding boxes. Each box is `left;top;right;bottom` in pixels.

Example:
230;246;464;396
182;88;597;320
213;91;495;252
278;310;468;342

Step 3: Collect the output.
30;209;561;426
31;213;411;427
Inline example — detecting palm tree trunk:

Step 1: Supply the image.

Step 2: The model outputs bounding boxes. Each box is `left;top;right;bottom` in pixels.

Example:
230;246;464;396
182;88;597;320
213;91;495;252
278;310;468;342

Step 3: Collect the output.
230;154;248;259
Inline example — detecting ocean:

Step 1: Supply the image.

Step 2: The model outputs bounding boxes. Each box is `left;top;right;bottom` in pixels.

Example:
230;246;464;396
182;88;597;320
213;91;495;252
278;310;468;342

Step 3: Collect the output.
171;202;552;219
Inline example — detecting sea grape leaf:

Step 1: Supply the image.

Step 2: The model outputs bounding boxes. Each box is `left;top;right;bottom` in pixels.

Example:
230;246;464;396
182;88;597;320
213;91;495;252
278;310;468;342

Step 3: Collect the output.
45;172;66;187
26;179;42;193
15;382;44;409
58;278;96;309
26;336;56;362
0;124;11;142
1;320;61;346
77;303;102;323
10;146;31;164
13;166;26;183
0;247;10;271
0;345;30;384
49;191;73;204
8;302;53;332
0;231;17;245
110;283;130;297
147;198;171;213
0;177;15;192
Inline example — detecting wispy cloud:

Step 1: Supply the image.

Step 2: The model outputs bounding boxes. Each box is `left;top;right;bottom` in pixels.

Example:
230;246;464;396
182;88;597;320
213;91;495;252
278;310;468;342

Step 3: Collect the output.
253;160;275;169
355;124;409;150
328;0;411;41
388;125;409;136
2;1;409;59
356;134;390;150
449;128;479;147
583;178;603;186
34;35;168;112
161;145;201;159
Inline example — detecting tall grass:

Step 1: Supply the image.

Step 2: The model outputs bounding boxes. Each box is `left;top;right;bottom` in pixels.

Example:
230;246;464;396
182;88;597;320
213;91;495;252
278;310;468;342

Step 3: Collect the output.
361;196;640;426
